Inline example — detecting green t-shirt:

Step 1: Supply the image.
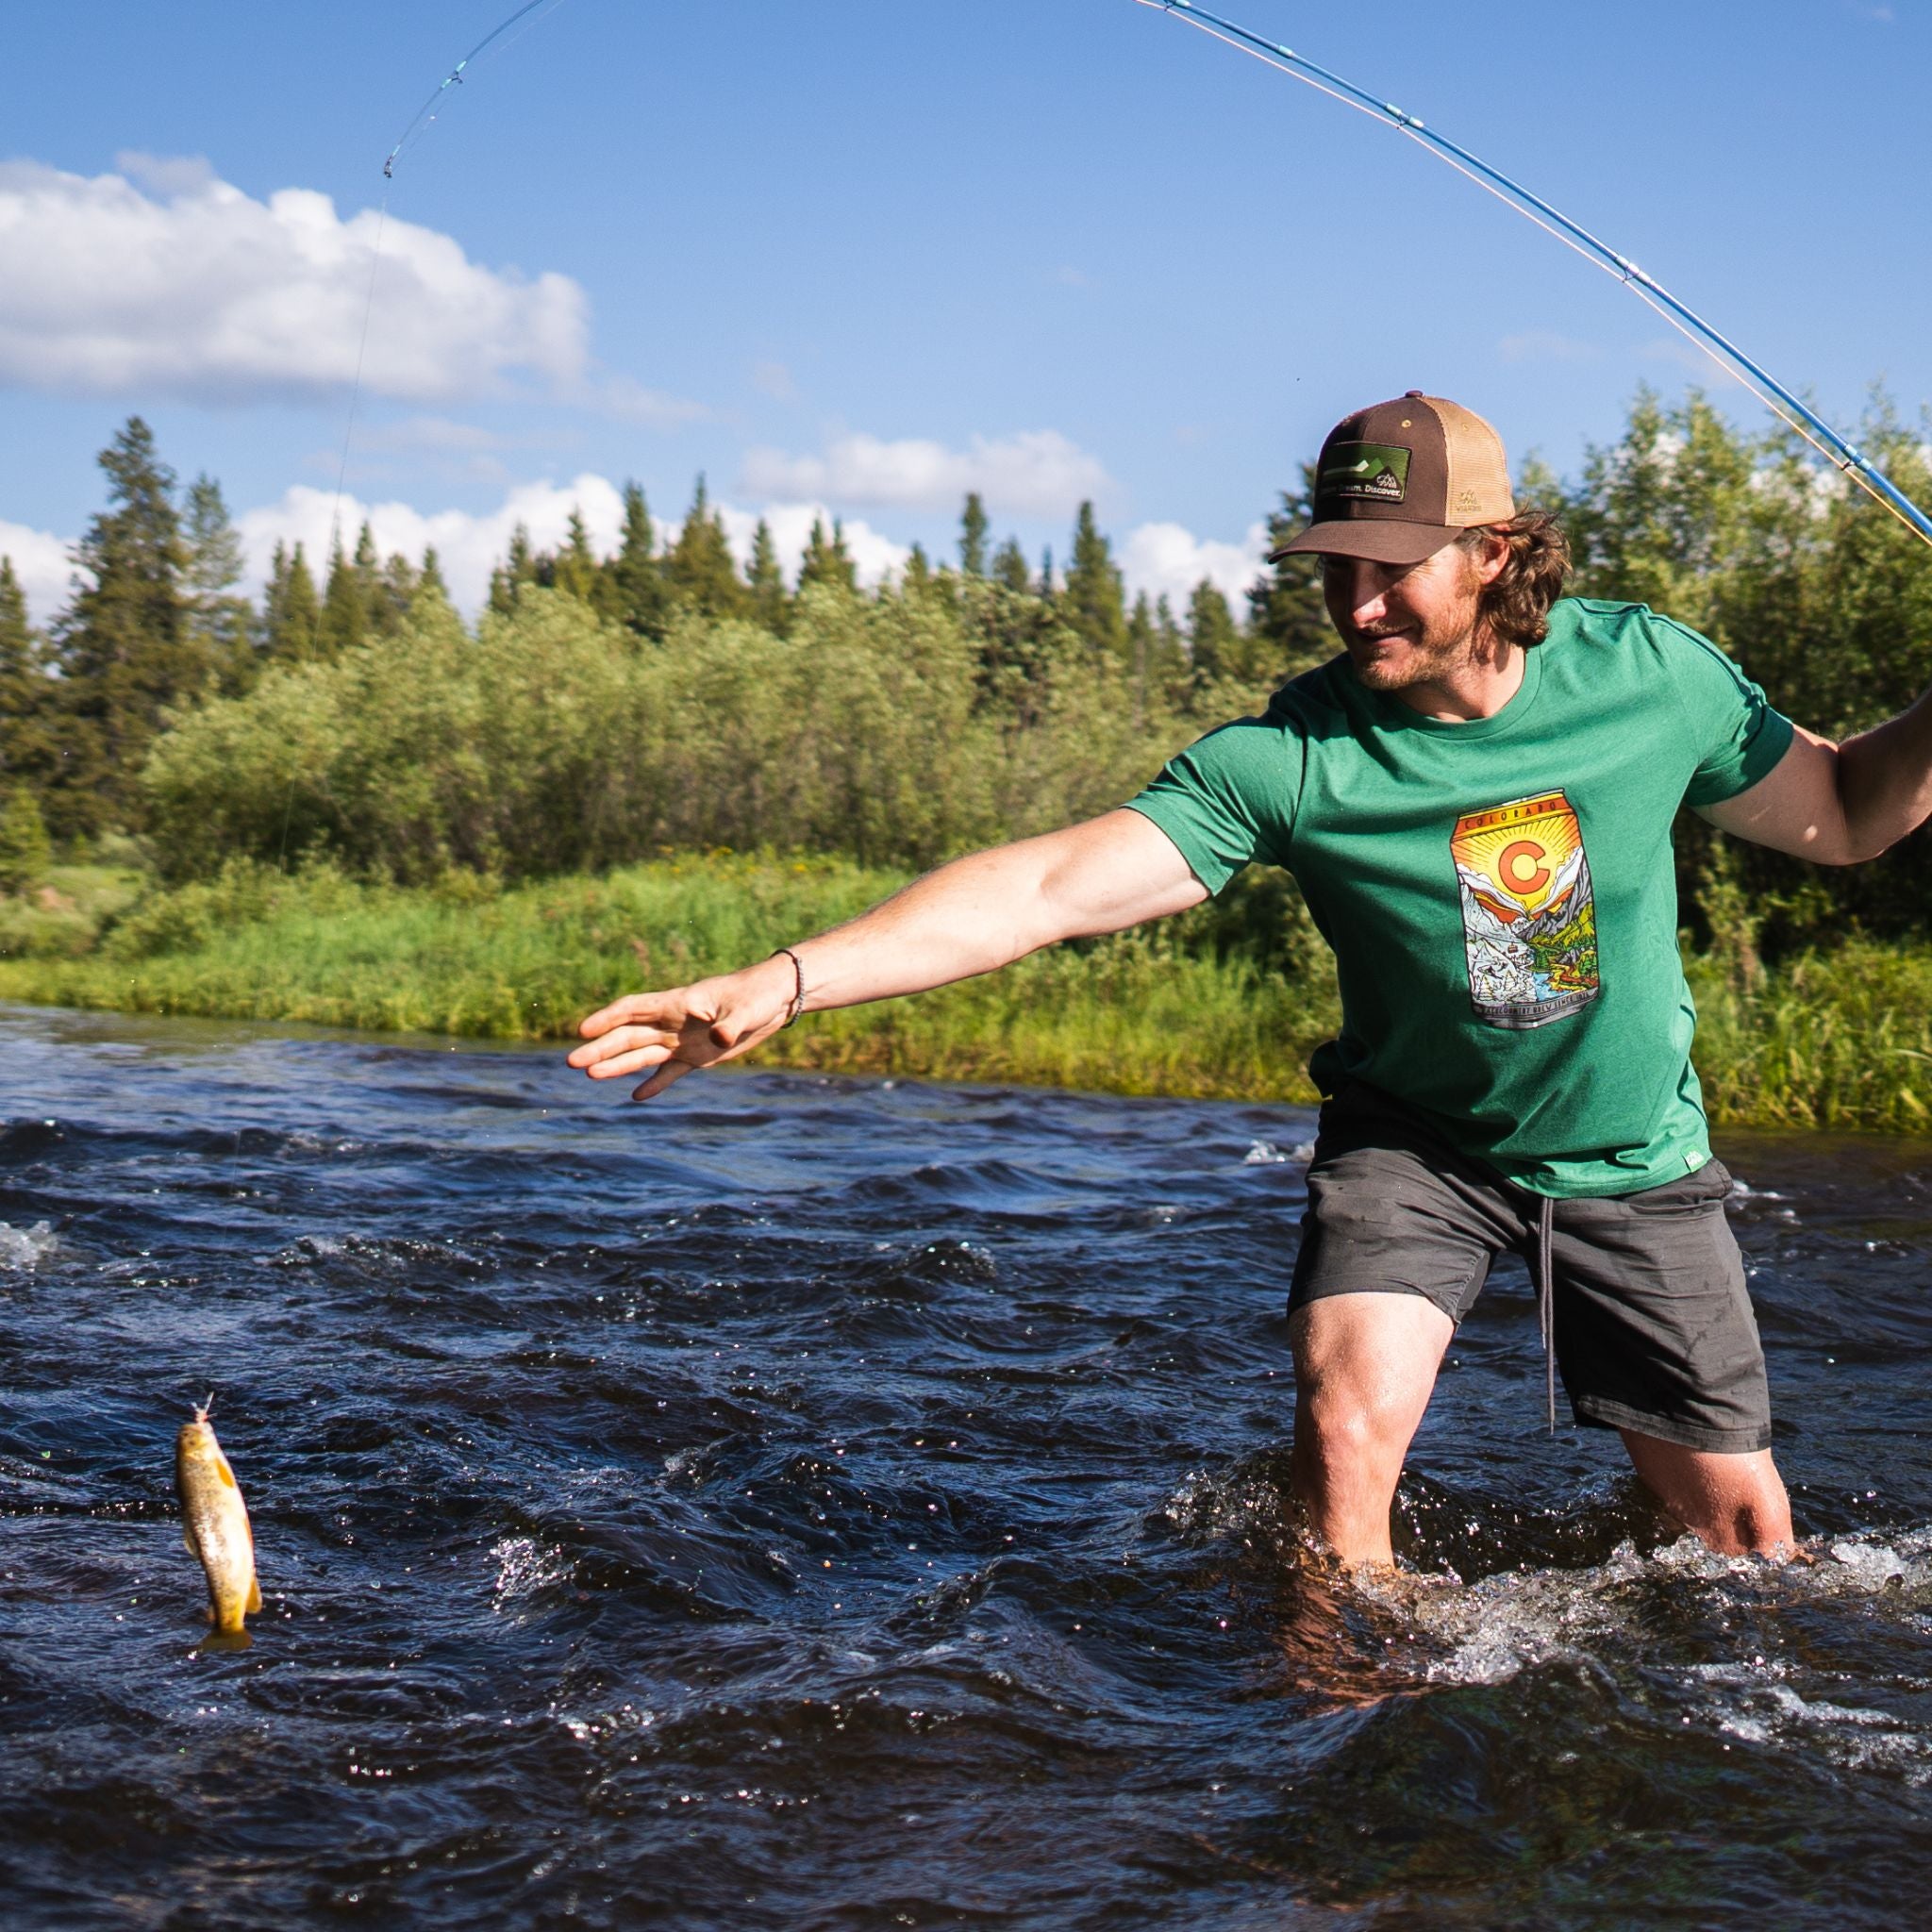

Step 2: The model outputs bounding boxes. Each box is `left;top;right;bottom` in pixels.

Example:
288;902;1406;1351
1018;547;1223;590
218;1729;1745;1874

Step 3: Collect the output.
1127;598;1795;1198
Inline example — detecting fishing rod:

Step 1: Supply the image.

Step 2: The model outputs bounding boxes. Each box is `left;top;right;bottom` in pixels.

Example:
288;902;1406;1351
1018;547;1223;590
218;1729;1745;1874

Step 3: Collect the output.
384;0;573;179
1137;0;1932;550
327;2;577;578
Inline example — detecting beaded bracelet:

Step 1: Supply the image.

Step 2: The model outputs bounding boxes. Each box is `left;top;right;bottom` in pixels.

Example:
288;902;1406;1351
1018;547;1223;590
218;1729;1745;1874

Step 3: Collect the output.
772;947;808;1027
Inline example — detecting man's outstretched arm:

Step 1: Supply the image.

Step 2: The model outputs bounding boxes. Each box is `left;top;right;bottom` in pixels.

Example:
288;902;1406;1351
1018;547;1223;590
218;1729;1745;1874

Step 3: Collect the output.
1701;688;1932;865
569;808;1207;1100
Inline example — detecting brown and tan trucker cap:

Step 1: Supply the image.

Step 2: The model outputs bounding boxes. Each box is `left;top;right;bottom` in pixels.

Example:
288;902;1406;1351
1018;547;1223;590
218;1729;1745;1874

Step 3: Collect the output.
1270;391;1514;566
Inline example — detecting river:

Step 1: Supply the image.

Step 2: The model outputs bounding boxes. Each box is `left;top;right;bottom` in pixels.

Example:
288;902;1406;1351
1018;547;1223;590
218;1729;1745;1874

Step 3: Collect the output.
4;1004;1931;1928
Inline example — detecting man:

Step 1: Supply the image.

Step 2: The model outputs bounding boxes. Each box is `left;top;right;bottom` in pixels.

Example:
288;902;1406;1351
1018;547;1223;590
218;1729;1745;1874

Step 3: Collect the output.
571;392;1932;1570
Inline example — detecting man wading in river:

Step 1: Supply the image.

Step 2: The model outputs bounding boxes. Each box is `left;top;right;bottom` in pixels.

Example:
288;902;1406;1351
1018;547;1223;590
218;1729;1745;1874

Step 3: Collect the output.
572;393;1932;1569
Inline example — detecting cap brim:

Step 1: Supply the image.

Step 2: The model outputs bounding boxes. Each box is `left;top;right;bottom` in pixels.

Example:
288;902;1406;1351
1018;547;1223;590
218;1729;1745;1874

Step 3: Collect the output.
1268;520;1461;568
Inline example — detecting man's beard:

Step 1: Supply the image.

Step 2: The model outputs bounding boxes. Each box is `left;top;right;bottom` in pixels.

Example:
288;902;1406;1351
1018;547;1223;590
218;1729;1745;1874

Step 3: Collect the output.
1348;623;1480;691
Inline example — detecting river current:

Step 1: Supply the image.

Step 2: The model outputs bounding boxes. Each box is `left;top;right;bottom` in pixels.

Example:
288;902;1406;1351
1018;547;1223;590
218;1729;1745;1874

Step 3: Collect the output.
3;1003;1931;1928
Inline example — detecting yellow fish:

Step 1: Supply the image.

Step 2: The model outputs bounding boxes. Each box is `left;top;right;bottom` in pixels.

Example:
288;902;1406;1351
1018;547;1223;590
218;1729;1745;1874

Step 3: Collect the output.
175;1402;261;1649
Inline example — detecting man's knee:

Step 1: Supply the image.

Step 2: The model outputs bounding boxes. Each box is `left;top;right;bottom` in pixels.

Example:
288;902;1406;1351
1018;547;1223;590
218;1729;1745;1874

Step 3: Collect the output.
1619;1433;1793;1556
1296;1372;1418;1466
1291;1293;1453;1469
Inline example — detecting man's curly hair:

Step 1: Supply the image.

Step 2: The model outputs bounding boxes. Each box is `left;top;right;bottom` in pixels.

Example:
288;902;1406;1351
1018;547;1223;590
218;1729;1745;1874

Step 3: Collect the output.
1457;512;1572;651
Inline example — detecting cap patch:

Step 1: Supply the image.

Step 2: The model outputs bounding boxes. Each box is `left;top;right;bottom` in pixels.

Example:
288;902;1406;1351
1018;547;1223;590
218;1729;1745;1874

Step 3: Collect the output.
1320;441;1411;505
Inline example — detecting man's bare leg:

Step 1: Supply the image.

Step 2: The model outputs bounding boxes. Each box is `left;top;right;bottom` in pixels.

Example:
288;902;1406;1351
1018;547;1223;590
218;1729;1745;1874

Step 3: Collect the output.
1290;1292;1455;1567
1619;1431;1794;1555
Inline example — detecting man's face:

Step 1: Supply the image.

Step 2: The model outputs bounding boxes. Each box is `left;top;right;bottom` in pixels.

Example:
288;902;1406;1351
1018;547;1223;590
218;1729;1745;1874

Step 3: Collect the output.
1320;541;1490;692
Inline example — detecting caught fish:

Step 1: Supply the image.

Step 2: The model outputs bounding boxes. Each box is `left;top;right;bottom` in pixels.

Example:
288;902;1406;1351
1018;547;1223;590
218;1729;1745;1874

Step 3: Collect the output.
175;1401;260;1647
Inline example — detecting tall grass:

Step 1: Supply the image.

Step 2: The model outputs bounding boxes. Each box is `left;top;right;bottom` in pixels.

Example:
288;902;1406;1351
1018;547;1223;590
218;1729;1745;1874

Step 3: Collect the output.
0;857;1340;1100
1;858;1924;1127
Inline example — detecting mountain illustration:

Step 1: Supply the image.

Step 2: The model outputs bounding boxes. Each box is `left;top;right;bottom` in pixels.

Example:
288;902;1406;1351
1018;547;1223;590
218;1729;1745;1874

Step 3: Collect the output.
1457;844;1591;945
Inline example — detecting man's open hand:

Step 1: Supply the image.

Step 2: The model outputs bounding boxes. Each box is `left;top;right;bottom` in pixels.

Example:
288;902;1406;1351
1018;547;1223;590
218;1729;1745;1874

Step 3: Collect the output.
568;954;797;1100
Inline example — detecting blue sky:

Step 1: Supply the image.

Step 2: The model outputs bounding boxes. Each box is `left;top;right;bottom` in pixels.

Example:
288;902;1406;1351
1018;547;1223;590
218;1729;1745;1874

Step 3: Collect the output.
3;0;1927;619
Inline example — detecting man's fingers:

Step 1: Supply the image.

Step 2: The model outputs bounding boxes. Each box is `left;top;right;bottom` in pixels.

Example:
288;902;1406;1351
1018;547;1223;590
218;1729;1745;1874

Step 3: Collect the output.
577;989;702;1041
579;1041;675;1083
568;1023;679;1071
633;1058;699;1102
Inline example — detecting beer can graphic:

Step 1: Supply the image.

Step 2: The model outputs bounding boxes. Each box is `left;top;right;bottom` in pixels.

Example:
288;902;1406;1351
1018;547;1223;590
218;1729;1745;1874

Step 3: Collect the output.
1449;791;1600;1030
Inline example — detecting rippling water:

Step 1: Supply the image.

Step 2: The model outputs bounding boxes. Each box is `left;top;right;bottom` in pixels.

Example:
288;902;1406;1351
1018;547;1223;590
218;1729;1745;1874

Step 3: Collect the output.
4;1003;1932;1928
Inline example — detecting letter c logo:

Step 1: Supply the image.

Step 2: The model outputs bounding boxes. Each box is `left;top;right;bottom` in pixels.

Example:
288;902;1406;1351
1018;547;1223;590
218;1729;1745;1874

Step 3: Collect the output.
1499;840;1550;895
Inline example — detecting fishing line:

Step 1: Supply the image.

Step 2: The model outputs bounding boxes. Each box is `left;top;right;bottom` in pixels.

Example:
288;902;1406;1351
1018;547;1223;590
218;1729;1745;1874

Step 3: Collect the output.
325;0;579;605
323;200;388;588
1137;0;1932;550
290;1;576;869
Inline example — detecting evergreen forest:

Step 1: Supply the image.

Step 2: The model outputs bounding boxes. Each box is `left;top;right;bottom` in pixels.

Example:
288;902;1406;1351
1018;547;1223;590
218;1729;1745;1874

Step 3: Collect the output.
2;391;1929;1124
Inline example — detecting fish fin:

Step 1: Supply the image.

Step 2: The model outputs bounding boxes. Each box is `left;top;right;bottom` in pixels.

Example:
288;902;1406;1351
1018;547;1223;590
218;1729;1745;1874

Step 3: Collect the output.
183;1524;199;1557
247;1574;262;1614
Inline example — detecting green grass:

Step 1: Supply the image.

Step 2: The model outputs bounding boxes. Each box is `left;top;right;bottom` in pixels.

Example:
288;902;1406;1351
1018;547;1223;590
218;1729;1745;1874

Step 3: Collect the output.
1689;944;1932;1134
0;857;1926;1128
0;857;1340;1101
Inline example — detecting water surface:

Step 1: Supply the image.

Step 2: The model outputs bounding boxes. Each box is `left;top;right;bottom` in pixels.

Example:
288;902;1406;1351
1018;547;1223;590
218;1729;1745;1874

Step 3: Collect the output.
4;1005;1931;1928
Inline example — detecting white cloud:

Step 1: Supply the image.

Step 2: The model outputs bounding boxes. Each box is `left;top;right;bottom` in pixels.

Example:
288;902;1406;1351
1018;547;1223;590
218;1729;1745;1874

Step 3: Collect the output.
1121;520;1272;613
741;429;1113;519
1641;335;1716;376
1499;330;1600;364
716;502;909;590
114;149;218;198
751;360;798;403
0;157;590;404
0;518;72;624
237;474;629;614
595;375;709;428
234;475;911;613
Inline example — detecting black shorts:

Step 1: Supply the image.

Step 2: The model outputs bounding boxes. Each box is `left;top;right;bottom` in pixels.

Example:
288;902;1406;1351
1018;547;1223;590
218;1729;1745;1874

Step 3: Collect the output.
1288;1083;1772;1454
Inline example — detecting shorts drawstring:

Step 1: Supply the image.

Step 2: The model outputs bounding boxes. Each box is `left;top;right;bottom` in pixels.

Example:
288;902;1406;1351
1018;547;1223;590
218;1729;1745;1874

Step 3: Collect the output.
1533;1193;1556;1434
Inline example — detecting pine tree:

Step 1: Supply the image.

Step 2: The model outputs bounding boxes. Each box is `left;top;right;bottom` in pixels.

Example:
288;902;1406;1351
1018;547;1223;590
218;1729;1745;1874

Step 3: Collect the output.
490;524;538;616
0;783;51;893
959;493;990;576
410;546;454;619
318;538;369;657
746;518;790;633
663;477;752;620
798;516;858;595
1153;592;1190;703
608;483;668;639
0;558;56;790
1189;579;1243;686
375;551;419;635
901;542;934;597
553;508;600;606
1060;504;1125;661
182;475;253;688
991;537;1031;593
261;541;322;662
1247;464;1332;679
1126;591;1157;723
48;416;202;833
353;522;382;616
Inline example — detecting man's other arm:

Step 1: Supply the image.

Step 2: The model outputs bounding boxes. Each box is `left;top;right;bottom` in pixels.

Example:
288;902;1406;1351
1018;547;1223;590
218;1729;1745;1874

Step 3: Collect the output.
570;809;1208;1098
1700;688;1932;865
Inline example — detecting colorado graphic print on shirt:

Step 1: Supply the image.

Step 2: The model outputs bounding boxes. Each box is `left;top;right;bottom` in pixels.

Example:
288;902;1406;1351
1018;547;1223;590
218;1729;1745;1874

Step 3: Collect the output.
1449;791;1600;1030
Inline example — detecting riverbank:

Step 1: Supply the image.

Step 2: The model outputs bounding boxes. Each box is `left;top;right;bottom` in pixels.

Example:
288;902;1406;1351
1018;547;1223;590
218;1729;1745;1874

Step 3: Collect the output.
1;856;1926;1128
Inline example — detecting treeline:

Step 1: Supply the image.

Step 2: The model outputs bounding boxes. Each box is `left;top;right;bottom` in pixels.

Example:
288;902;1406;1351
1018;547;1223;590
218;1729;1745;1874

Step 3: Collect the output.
0;418;1325;859
3;390;1931;957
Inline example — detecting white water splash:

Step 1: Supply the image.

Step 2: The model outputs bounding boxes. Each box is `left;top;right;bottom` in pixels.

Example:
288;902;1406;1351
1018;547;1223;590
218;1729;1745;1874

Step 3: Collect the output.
0;1221;58;1271
1243;1140;1314;1167
491;1535;571;1605
1370;1529;1932;1689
